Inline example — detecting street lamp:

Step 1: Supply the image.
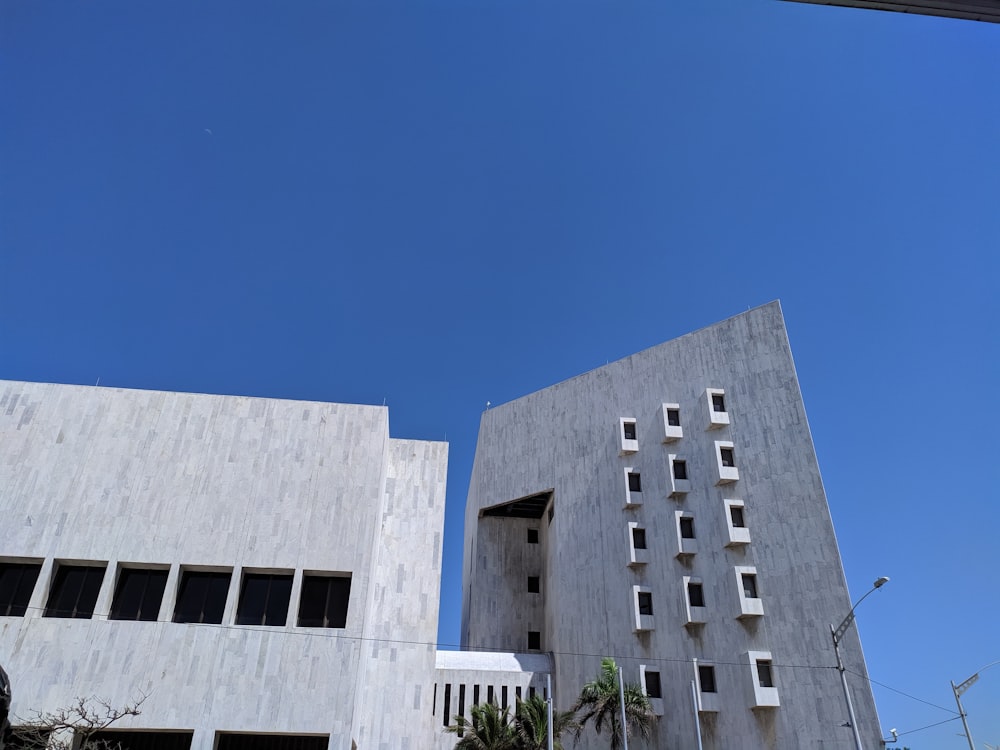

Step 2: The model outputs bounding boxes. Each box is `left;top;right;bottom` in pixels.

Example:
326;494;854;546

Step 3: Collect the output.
951;659;1000;750
831;576;889;750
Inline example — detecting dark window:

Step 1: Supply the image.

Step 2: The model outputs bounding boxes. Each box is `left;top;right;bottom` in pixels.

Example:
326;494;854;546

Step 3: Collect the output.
742;574;758;599
298;574;351;628
730;506;745;528
43;564;105;619
698;665;717;693
516;686;522;701
5;728;51;750
688;582;705;608
502;685;508;708
473;684;480;705
529;686;536;699
667;408;681;427
458;683;466;730
645;671;662;699
487;685;494;704
637;592;653;616
528;631;541;650
757;660;774;688
109;568;168;621
216;735;328;750
673;460;688;480
712;394;726;412
628;472;642;493
88;731;194;750
527;528;539;544
623;421;637;441
679;517;695;539
443;684;451;726
632;527;647;550
527;576;540;594
173;570;231;624
236;572;293;626
0;561;42;617
720;447;735;467
432;684;437;716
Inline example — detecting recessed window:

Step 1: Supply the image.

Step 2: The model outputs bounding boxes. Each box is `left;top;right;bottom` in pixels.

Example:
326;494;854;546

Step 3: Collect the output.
666;408;680;427
637;592;654;616
679;517;695;539
236;572;293;626
673;459;688;480
215;734;328;750
742;574;759;599
698;665;717;693
720;447;735;467
623;421;637;441
90;731;194;750
109;567;168;621
688;582;705;608
298;573;351;628
0;561;42;617
644;670;662;699
173;569;231;624
43;563;106;619
527;576;540;594
528;631;541;650
6;728;51;750
730;505;745;528
712;394;726;413
527;528;539;544
632;527;647;550
627;472;642;492
757;660;774;688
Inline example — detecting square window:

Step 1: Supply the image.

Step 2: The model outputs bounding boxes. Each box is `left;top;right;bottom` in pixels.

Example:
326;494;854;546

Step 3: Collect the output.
298;573;352;628
720;447;735;467
527;576;540;594
679;517;695;539
698;665;717;693
757;660;774;688
43;563;106;619
173;570;231;624
236;572;293;626
528;631;541;650
637;592;654;616
627;472;642;493
673;459;687;480
623;421;637;441
109;567;168;621
730;506;745;528
527;528;539;544
712;394;726;413
632;527;647;550
0;561;42;617
742;574;759;599
688;582;705;608
644;671;662;699
666;408;680;427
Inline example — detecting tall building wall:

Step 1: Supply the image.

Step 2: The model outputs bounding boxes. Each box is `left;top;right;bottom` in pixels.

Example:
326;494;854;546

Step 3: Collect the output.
462;302;881;749
0;382;447;749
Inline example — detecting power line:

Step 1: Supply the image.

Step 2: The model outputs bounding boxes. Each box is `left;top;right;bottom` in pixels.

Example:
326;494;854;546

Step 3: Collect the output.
845;668;958;715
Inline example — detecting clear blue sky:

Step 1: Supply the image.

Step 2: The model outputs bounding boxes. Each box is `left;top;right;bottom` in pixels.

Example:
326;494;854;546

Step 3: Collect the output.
2;1;998;746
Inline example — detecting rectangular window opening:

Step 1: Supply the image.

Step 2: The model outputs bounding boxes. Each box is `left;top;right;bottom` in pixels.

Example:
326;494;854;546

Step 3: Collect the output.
528;631;541;650
720;447;735;467
712;394;726;412
679;517;695;539
109;567;168;621
527;576;540;594
637;592;653;616
298;573;352;628
632;528;647;550
487;685;495;704
645;671;662;699
688;582;705;608
501;686;508;709
43;563;106;619
473;684;480;706
673;460;688;480
742;574;759;599
623;421;637;441
173;570;231;624
757;660;774;688
699;665;717;693
667;408;680;427
442;684;451;727
527;528;539;544
515;686;522;701
627;472;642;493
0;561;42;617
730;506;745;528
236;572;293;626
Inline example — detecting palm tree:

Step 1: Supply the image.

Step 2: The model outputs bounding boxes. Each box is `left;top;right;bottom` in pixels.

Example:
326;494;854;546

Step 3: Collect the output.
573;658;654;750
514;694;578;750
445;700;519;750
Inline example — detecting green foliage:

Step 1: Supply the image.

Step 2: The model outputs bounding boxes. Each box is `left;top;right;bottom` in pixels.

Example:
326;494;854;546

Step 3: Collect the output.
573;658;654;750
445;701;518;750
513;694;577;750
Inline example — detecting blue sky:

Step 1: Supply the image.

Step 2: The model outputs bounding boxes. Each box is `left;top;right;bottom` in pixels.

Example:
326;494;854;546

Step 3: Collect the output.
2;0;998;746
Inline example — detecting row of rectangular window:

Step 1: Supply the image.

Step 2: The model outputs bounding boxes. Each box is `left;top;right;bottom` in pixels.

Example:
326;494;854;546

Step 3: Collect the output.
5;730;332;750
435;682;544;727
626;499;749;566
631;568;764;630
625;442;739;507
619;389;731;453
638;654;778;713
0;560;351;628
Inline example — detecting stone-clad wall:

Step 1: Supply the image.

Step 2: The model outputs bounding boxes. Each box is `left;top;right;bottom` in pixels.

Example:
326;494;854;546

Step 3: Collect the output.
0;382;445;749
462;302;882;749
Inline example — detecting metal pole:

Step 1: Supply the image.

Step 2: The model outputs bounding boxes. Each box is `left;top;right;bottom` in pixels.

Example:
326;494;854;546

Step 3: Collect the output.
951;680;975;750
547;673;554;750
618;665;629;750
832;624;864;750
690;680;704;750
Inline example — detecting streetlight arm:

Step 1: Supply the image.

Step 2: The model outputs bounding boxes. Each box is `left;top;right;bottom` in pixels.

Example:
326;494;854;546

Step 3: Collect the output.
833;577;890;645
955;659;1000;697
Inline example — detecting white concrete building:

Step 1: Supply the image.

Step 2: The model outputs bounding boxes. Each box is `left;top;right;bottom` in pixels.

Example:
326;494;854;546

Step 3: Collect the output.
1;302;880;749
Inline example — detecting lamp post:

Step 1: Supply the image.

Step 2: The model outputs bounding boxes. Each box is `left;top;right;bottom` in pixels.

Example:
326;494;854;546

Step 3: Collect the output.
951;659;1000;750
831;576;889;750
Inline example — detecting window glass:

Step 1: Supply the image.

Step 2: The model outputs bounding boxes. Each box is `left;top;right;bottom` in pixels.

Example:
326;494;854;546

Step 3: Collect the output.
673;460;688;480
699;665;717;692
110;568;168;621
44;564;106;619
645;671;662;699
237;573;292;626
173;570;231;624
0;561;42;617
632;528;647;550
628;472;642;492
688;583;705;608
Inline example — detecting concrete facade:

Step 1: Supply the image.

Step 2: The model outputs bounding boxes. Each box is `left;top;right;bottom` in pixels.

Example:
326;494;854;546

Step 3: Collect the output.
462;302;882;749
1;302;881;749
780;0;1000;23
